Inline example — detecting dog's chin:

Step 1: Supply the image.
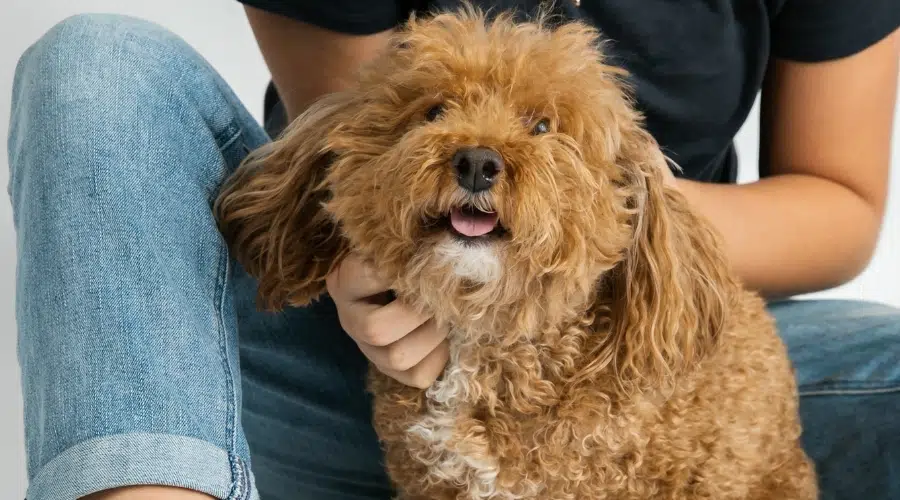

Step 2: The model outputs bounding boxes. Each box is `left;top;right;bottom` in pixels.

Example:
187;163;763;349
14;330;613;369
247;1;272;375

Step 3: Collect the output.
424;202;509;284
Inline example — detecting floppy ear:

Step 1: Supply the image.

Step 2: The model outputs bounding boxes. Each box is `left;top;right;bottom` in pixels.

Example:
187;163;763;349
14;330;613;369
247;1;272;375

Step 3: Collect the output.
214;92;352;311
603;125;735;387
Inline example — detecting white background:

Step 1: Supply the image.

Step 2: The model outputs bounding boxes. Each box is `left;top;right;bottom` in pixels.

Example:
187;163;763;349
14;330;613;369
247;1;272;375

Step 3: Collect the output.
1;1;898;497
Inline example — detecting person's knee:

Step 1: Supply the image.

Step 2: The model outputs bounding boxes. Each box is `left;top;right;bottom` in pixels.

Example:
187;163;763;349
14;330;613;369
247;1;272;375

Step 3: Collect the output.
10;13;203;129
7;13;243;202
8;14;196;201
20;14;187;82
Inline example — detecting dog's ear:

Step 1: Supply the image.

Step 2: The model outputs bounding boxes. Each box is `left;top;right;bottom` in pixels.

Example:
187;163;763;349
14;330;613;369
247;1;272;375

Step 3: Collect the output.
603;125;735;388
214;92;352;311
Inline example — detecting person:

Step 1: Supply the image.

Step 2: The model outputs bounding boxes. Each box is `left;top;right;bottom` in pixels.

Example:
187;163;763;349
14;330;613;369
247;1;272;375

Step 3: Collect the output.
6;0;899;498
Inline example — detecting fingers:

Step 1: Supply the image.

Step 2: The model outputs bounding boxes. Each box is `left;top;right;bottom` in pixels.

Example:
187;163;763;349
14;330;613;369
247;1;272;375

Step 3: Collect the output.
326;252;450;389
336;298;431;348
357;318;448;372
329;253;431;346
326;252;390;303
377;339;451;389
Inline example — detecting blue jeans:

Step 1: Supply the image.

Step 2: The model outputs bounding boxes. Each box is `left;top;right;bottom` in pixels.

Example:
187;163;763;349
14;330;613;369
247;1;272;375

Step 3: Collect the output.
7;14;899;500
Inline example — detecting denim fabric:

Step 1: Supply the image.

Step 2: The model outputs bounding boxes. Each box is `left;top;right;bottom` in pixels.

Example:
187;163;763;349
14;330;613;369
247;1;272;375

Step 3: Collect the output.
771;299;900;500
7;14;899;500
7;14;267;500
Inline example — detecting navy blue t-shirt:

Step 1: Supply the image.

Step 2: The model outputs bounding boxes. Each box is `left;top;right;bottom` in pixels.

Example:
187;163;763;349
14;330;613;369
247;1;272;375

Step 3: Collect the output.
238;0;899;183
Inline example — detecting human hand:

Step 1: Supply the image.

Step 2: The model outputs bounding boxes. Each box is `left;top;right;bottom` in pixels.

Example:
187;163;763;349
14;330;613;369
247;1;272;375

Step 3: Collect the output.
326;253;450;389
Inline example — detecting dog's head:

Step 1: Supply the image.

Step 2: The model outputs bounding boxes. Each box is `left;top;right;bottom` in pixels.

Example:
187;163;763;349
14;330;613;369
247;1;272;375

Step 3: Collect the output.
216;7;733;379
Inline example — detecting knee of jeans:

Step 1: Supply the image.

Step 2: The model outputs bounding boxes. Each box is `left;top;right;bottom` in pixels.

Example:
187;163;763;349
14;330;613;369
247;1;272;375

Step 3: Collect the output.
12;14;201;104
8;13;240;202
10;13;228;149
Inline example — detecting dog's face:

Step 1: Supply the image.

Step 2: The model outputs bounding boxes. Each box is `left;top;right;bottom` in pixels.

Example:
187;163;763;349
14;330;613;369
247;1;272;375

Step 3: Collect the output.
323;12;643;328
217;9;731;362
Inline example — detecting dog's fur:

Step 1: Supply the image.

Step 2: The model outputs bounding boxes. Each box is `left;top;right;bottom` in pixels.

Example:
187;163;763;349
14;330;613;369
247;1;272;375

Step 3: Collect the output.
215;7;817;499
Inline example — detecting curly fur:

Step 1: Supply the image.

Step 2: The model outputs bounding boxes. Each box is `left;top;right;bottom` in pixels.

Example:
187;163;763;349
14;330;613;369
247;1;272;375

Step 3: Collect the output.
215;5;817;499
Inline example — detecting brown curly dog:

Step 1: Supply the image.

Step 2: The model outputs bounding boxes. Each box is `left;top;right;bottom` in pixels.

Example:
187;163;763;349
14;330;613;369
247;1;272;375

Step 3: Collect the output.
214;6;818;500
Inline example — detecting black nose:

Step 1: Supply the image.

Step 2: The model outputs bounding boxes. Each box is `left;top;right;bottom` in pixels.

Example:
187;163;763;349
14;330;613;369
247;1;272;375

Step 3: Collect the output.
452;147;504;193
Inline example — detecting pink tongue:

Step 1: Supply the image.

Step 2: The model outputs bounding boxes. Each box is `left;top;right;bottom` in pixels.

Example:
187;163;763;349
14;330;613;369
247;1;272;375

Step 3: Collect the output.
450;207;499;237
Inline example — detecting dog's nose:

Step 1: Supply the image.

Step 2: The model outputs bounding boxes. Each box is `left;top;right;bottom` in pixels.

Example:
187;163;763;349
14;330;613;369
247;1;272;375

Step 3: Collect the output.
452;147;504;193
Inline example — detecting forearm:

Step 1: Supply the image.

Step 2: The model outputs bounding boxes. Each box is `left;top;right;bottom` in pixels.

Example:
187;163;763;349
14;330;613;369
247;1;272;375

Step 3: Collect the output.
676;173;881;299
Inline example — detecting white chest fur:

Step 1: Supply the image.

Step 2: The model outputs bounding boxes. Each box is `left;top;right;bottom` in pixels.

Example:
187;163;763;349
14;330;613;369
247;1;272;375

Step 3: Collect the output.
404;334;551;499
434;238;502;284
405;339;515;499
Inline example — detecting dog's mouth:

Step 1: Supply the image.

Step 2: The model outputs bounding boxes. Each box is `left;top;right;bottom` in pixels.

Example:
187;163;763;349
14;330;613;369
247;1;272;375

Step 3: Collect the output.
435;203;507;241
449;204;499;236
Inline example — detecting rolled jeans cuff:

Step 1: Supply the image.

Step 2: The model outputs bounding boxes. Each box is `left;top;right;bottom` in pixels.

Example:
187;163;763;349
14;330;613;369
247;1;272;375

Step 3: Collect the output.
26;432;258;500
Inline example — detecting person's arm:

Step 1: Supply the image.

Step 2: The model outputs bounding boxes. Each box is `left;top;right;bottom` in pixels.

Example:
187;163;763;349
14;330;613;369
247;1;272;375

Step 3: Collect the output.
243;5;393;120
674;28;899;299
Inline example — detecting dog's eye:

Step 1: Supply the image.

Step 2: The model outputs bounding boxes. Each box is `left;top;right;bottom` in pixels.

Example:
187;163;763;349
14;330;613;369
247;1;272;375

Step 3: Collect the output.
531;118;551;135
425;103;444;122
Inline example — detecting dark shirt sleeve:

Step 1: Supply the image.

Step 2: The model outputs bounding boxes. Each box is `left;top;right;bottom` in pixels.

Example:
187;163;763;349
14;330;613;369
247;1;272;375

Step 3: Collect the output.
771;0;900;62
236;0;411;35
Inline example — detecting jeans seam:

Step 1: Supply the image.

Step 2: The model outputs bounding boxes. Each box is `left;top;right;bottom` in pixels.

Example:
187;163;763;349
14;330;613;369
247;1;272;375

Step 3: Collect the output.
226;453;251;500
216;236;243;497
241;456;252;500
800;383;900;397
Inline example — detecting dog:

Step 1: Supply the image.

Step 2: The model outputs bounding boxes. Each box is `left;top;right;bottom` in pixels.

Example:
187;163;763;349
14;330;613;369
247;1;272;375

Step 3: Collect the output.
215;6;818;499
